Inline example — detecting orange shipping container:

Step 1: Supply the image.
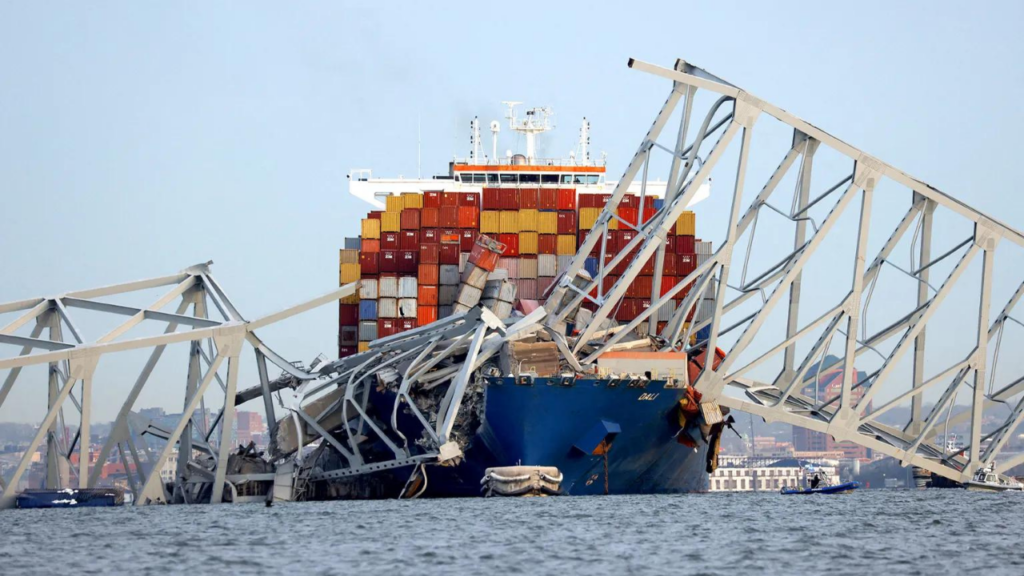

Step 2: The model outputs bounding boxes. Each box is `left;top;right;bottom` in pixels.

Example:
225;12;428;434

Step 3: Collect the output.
418;264;440;285
418;285;438;305
417;305;438;326
458;206;479;229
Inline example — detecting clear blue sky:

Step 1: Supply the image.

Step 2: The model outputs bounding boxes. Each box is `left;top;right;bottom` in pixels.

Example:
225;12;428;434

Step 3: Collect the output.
1;2;1022;422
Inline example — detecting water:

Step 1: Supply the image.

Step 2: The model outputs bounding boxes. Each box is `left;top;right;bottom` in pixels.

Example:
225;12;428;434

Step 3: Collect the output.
2;490;1022;575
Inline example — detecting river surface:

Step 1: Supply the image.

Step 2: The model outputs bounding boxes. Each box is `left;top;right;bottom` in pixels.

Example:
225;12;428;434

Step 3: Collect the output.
2;490;1022;575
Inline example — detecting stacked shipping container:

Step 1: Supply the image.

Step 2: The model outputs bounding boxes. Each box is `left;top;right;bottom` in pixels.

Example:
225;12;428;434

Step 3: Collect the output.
340;188;702;356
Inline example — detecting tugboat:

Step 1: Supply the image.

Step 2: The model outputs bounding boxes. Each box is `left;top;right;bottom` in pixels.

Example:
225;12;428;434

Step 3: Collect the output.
963;464;1024;492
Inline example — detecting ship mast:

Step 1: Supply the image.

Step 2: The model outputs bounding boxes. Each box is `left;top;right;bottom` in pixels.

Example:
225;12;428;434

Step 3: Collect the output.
503;101;553;163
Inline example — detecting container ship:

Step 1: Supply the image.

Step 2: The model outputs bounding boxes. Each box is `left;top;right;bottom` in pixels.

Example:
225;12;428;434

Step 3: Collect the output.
328;104;719;497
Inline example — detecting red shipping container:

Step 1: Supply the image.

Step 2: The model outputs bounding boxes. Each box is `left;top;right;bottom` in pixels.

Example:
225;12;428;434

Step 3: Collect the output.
378;319;398;338
439;243;460;265
499;188;519;210
440;206;459;228
469;236;505;272
676;235;696;254
441;192;459;207
618;207;639;227
398;250;418;274
482;188;501;210
424;191;442;208
538;188;558;210
660;276;678;298
421;207;440;228
379;250;398;273
519;188;538;209
338;345;357;358
678;253;697;276
419;244;440;264
557;188;577;211
621;194;639;209
418;264;439;285
422;229;440;244
639;252;656;276
368;210;384;220
418;285;438;305
400;230;420;250
459;192;480;207
361;238;380;253
460;229;477;252
590;273;618;298
618;230;638;252
627;276;653;299
538;234;557;255
557;211;577;234
578;193;594;208
663;252;678;276
499;233;520;257
400;208;421;230
399;318;417;331
579;229;616;257
360;252;380;275
642;207;657;224
664;235;676;253
440;229;460;244
457;206;479;229
339;304;359;326
381;232;400;250
417;305;438;326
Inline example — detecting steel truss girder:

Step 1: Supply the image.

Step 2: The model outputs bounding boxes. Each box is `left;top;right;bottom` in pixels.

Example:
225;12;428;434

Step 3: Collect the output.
0;263;356;509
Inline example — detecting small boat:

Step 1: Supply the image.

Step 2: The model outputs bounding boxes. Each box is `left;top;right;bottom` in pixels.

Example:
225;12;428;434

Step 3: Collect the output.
16;488;124;509
781;481;860;495
963;465;1023;492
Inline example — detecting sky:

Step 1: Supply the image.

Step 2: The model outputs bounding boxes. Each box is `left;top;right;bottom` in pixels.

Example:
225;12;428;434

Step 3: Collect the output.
1;2;1023;423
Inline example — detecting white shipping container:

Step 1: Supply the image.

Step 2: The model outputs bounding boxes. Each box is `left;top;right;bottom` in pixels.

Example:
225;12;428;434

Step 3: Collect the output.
490;299;514;319
482;281;501;300
379;276;400;298
519;258;538;280
487;268;509;281
440;265;460;285
359;278;378;300
557;256;574;274
499;280;517;303
459;253;470;273
398;298;418;318
358;320;378;341
398;276;418;298
456;285;483;308
537;255;557;277
439;285;458;306
496;257;519;279
454;302;473;315
658;300;676;322
461;265;489;290
378;298;398;318
695;299;714;322
439;305;454;318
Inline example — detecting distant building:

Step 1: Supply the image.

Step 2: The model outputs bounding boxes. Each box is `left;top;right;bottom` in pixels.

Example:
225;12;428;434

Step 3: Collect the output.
792;356;872;460
709;455;841;491
235;411;265;447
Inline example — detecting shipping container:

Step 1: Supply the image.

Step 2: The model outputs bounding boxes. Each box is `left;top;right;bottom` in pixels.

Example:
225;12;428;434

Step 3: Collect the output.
482;280;516;302
379;298;398;319
400;230;420;250
418;284;439;306
439;264;460;285
519;232;539;255
538;211;558;234
499;211;520;234
538;188;558;210
578;207;601;230
441;192;459;207
519;187;538;209
556;235;577;255
385;195;404;213
398;250;418;274
359;278;379;300
379;250;398;273
557;211;577;234
421;228;440;244
338;345;357;358
462;264;490;290
583;257;598;278
440;206;459;228
424;191;442;208
459;191;479;207
357;253;377;276
420;244;440;264
439;305;454;318
359;299;378;320
519;256;538;279
336;262;361;286
497;257;519;279
499;233;519;256
361;218;381;239
537;276;554;299
518;209;539;232
675;211;696;236
499;188;519;210
377;318;399;339
398;298;417;318
418;264;439;285
469;236;504;272
344;237;361;250
421;207;440;228
678;253;697;277
620;194;639;209
663;252;678;276
557;188;577;211
401;192;423;209
458;206;479;229
417;305;438;326
398;276;418;298
517;279;538;300
676;235;696;254
378;275;398;298
538;234;557;255
359;320;378;341
459;229;476;252
439;285;458;306
340;326;358;346
556;255;574;275
357;341;370;353
480;210;500;233
456;285;483;308
618;206;639;227
380;212;400;233
339;303;359;326
339;249;360;265
627;276;653;299
400;208;421;230
380;231;400;250
368;210;384;220
439;243;460;265
459;252;468;273
482;188;501;210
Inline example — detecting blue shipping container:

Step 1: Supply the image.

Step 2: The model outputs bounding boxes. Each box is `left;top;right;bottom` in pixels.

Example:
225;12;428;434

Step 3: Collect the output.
359;299;378;320
584;257;599;278
653;198;664;210
345;237;361;250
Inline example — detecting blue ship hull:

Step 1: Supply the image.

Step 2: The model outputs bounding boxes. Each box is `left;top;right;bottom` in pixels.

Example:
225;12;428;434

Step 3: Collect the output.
379;377;709;497
16;488;123;509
